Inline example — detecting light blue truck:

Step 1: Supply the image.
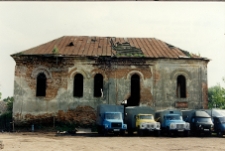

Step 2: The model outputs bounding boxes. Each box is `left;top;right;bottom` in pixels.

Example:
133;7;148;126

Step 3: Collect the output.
155;109;190;136
96;104;127;135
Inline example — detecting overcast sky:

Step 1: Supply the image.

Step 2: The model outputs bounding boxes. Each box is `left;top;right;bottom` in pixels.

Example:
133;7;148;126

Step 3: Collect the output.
0;2;224;99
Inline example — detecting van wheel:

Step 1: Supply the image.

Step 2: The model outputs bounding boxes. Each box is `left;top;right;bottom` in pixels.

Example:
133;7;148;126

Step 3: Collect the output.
217;130;223;137
195;131;201;137
205;131;211;137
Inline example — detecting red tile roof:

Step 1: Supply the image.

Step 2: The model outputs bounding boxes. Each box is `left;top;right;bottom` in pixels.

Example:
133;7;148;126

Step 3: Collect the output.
12;36;208;60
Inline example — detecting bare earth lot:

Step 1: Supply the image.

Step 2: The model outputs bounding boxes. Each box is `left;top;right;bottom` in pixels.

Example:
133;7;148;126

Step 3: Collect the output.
1;130;224;151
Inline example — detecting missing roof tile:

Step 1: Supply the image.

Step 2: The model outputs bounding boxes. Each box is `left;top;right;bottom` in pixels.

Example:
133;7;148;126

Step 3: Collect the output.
166;43;175;49
67;42;74;47
91;38;97;42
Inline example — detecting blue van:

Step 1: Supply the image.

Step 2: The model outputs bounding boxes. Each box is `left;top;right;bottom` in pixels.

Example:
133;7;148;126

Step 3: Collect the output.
205;109;225;137
212;116;225;137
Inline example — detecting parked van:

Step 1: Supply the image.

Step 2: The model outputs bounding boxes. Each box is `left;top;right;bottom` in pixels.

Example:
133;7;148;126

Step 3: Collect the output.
182;110;214;136
205;109;225;137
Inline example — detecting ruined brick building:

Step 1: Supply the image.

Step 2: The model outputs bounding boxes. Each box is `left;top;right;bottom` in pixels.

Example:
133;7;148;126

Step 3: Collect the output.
11;36;209;126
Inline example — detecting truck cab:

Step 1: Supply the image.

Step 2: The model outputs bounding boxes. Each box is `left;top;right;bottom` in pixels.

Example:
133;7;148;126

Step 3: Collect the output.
135;114;160;136
96;105;127;135
125;106;160;136
103;112;126;132
155;110;190;136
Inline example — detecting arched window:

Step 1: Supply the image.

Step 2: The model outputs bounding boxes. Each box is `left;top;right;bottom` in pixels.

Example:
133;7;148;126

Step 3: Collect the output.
94;74;103;97
73;74;83;97
177;75;186;98
36;73;46;97
127;74;140;106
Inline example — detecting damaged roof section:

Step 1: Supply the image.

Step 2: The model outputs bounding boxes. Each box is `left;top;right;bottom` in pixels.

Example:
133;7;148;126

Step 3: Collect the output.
113;41;144;57
11;36;209;60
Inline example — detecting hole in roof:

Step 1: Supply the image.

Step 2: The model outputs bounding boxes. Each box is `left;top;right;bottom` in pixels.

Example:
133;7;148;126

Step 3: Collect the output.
68;42;74;46
166;43;175;49
91;38;97;42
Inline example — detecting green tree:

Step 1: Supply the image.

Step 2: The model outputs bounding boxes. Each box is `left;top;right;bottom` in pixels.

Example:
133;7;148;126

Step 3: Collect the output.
208;83;225;109
3;96;14;112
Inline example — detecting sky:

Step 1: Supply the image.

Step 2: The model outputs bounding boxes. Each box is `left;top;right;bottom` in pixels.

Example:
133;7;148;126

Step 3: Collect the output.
0;2;224;99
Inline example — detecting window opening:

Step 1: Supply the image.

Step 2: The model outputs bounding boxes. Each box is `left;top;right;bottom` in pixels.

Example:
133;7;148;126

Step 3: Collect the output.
94;74;103;97
73;74;83;97
127;74;140;106
36;73;46;97
177;75;186;98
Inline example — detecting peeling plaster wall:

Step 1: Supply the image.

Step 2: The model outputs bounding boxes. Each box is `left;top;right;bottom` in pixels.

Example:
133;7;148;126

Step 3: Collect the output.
153;59;208;110
12;56;208;125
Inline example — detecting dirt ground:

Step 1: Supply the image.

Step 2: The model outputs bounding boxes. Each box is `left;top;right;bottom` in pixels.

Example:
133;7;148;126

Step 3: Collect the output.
0;129;224;151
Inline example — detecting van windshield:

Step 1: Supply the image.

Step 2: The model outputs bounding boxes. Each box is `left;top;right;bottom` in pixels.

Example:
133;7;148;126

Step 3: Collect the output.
105;113;122;120
196;117;212;123
139;115;153;120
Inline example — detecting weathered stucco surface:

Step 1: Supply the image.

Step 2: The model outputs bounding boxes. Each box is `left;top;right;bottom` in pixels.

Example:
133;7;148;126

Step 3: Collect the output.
12;55;209;126
153;59;208;110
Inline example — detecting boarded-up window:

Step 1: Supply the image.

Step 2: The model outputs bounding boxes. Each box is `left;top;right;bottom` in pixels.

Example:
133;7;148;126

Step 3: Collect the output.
94;74;103;97
177;75;186;98
73;74;83;97
36;73;46;97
